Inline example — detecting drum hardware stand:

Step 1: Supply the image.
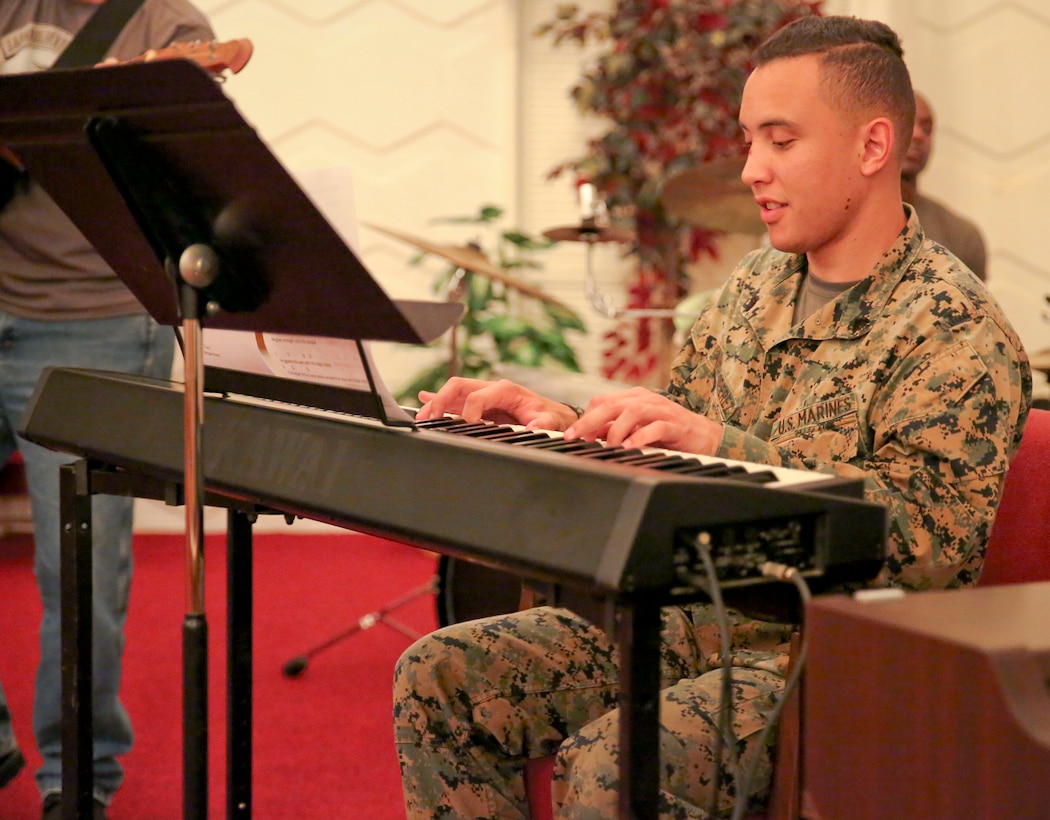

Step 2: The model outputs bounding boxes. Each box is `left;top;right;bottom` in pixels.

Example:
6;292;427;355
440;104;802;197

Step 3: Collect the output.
582;235;684;320
281;575;439;678
445;264;470;378
282;551;532;678
577;230;697;320
543;184;692;321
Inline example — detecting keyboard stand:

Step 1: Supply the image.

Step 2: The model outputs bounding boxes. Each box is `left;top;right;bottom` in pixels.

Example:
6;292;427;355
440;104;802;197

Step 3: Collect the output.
55;452;670;820
59;460;271;818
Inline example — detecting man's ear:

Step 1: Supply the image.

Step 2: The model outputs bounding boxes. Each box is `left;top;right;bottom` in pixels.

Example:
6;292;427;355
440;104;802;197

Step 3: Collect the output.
859;117;895;177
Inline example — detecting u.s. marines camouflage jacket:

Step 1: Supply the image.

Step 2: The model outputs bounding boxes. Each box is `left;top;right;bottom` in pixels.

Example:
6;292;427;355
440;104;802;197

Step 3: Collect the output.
665;207;1031;591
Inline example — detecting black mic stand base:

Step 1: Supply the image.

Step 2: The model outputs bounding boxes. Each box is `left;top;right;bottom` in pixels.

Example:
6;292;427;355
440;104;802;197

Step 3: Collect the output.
281;576;437;678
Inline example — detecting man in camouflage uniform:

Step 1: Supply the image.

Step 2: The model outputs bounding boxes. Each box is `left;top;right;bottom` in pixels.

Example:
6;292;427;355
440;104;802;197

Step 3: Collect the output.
394;16;1031;819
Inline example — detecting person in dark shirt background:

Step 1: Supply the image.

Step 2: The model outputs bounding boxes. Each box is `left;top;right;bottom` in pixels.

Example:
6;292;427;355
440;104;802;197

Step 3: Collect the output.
901;90;987;281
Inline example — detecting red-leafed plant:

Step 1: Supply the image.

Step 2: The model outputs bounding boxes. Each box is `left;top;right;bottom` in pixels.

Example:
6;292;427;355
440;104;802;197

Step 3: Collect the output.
537;0;821;385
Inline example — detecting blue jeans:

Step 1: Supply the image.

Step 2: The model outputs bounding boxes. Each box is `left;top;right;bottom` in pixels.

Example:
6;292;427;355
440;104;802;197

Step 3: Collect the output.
0;310;174;804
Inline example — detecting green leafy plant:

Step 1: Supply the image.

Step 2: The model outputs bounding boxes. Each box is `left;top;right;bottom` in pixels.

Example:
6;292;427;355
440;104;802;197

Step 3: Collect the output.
396;205;586;405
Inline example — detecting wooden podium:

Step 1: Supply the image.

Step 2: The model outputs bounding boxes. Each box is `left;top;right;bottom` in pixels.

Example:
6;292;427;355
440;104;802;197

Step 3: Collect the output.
803;583;1050;819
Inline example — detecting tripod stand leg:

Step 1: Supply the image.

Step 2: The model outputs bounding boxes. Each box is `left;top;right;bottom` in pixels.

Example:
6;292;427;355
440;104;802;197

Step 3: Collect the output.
282;577;437;677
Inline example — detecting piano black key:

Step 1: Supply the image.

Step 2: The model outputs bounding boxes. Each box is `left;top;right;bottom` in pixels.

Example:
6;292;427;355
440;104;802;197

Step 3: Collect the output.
722;469;779;484
439;422;497;436
576;447;646;461
413;417;462;430
483;430;554;444
528;439;605;454
657;461;738;475
613;453;683;467
462;425;520;439
669;462;746;476
626;455;700;471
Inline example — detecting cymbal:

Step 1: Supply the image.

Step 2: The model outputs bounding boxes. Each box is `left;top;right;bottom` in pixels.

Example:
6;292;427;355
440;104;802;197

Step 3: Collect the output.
365;222;573;311
660;157;765;234
543;223;635;244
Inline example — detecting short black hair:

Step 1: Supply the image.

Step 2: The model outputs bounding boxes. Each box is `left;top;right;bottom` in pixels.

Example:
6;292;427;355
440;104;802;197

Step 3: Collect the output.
754;16;915;161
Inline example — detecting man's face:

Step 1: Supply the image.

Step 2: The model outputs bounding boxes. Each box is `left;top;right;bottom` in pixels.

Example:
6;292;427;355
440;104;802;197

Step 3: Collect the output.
902;93;933;179
739;55;867;256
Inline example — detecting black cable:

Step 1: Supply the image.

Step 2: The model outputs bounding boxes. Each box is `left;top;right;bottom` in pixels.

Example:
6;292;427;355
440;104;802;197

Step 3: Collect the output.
691;535;740;819
677;550;814;820
730;563;812;820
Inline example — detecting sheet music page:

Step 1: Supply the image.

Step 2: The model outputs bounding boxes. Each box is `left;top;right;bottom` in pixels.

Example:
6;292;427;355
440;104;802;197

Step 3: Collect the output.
201;166;413;424
203;329;370;390
202;328;414;423
290;166;361;253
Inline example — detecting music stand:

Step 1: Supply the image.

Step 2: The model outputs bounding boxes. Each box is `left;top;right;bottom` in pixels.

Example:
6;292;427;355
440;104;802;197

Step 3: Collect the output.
0;59;460;819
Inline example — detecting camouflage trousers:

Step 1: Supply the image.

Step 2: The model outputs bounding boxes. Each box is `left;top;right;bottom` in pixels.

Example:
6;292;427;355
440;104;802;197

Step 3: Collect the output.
393;603;795;819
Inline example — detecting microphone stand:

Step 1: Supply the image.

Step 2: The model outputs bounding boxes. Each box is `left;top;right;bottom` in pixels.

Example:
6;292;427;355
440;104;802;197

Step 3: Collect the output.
582;235;688;320
572;183;692;321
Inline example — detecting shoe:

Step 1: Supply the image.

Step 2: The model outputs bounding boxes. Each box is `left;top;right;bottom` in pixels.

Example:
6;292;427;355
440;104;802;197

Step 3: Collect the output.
0;747;25;788
41;792;108;820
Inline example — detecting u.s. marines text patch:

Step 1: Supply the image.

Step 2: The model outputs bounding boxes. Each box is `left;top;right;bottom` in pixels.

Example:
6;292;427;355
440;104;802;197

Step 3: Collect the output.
771;395;854;441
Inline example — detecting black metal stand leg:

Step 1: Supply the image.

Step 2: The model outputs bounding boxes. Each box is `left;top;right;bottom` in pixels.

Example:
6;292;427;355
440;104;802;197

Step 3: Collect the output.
183;613;208;819
227;509;253;817
60;461;95;820
617;599;662;820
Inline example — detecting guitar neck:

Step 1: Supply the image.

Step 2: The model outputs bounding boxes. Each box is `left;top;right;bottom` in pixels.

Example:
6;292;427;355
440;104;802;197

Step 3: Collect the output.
120;38;253;76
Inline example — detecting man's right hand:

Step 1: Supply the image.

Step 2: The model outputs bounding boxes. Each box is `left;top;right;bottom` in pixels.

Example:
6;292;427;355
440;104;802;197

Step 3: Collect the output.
416;377;579;431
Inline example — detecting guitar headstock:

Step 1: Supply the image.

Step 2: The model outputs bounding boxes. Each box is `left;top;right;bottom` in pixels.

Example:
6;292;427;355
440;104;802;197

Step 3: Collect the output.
122;38;253;76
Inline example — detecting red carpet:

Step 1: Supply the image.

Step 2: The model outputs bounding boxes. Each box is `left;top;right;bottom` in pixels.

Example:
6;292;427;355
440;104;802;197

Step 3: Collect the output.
0;531;440;818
